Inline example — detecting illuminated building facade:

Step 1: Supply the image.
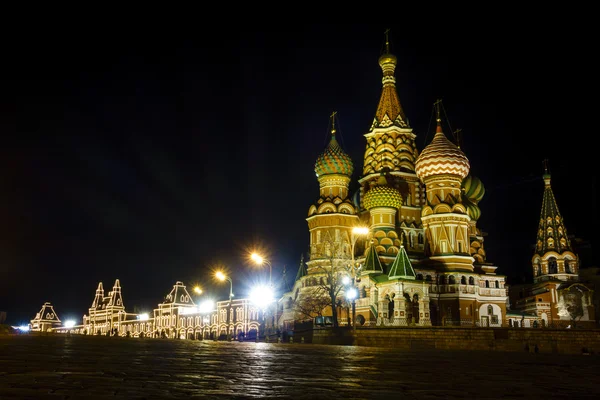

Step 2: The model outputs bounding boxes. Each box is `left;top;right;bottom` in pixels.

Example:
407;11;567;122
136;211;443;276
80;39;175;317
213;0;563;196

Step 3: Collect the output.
41;280;261;339
278;33;509;331
507;167;595;328
30;302;62;332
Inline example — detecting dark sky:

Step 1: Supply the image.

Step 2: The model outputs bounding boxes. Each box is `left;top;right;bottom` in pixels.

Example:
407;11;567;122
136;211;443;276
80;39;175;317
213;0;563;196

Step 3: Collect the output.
4;22;597;325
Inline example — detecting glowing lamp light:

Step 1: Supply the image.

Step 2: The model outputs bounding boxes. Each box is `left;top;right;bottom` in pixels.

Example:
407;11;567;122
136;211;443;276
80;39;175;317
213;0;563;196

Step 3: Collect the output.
64;320;76;328
198;300;215;314
352;226;369;236
346;287;358;301
342;276;351;285
216;271;226;281
193;286;203;295
250;253;264;265
17;325;30;332
137;313;150;321
249;284;274;309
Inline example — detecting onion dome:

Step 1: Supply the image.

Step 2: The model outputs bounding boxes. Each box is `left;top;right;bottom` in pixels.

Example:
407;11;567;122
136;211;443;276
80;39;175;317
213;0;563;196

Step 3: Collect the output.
462;174;485;204
362;175;402;210
464;198;481;221
415;117;470;181
314;126;354;178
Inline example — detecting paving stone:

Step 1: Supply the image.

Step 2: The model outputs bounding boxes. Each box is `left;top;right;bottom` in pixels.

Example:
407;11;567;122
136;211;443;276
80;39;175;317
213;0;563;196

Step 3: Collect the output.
1;335;600;399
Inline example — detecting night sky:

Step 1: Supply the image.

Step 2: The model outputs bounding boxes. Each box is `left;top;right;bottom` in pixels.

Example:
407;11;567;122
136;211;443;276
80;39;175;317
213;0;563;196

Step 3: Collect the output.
4;22;597;326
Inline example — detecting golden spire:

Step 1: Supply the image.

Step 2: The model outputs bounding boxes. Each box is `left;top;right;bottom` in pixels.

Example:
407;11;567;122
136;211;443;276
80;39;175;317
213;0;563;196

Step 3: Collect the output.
371;29;408;130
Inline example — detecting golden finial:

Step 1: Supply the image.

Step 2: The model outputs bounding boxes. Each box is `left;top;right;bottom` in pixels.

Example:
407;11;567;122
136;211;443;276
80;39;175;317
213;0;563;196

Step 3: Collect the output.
543;158;549;173
455;128;463;149
384;28;391;54
330;111;337;135
434;99;442;123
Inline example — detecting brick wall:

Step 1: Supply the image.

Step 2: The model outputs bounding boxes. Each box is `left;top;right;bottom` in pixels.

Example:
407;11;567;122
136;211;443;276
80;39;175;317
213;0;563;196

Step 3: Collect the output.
309;326;600;355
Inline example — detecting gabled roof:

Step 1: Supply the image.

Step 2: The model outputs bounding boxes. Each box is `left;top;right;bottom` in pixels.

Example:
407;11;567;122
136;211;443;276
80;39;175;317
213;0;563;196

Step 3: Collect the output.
31;302;61;324
91;282;104;308
362;244;384;274
163;281;195;306
388;245;415;280
107;279;124;309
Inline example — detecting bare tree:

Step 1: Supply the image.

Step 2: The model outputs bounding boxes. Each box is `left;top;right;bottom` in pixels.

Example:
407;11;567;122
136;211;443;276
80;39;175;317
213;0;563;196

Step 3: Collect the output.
311;231;353;328
293;286;331;321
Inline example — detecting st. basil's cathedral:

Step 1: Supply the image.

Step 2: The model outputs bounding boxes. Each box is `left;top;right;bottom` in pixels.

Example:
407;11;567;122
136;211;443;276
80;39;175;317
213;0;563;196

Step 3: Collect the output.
276;34;595;331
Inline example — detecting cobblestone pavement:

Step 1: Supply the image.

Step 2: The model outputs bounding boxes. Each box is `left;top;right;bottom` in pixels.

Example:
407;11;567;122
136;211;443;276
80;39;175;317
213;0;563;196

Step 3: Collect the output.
1;335;599;399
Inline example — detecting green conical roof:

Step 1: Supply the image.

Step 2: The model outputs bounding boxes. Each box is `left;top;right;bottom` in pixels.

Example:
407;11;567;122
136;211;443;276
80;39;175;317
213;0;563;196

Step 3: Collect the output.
388;245;415;280
295;254;307;281
362;244;384;274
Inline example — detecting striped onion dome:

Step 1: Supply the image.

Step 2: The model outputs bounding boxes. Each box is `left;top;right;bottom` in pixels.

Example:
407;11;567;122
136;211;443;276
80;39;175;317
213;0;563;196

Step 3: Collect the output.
415;119;470;181
462;174;485;203
315;131;354;178
464;200;481;221
362;175;402;210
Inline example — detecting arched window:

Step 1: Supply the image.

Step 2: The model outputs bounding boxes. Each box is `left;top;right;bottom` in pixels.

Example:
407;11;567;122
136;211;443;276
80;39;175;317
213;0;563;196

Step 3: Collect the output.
565;259;571;273
448;275;456;284
416;274;423;280
487;305;493;315
439;276;446;284
460;276;466;284
425;275;432;281
495;281;499;288
485;280;490;288
548;257;558;274
468;276;475;285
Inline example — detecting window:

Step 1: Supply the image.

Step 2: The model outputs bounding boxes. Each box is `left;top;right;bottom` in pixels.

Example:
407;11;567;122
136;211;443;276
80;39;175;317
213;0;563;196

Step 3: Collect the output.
461;276;466;285
495;281;499;288
487;305;493;315
468;276;475;285
485;280;490;288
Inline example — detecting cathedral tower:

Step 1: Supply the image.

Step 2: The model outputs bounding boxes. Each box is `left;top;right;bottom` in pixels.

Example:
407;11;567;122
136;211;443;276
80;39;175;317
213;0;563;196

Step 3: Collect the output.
358;30;424;261
532;162;578;283
307;112;359;266
415;104;473;271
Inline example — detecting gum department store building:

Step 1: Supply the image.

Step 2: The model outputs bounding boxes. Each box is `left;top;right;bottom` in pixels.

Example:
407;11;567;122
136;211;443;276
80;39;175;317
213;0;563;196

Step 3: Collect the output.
30;35;595;338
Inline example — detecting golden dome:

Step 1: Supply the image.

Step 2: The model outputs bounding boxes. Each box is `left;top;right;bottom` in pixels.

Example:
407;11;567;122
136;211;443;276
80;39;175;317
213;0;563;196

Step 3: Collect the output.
362;176;402;210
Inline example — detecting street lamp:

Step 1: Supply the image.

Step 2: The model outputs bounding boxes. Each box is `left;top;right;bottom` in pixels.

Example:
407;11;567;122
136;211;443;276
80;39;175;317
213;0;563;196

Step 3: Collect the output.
348;226;369;334
193;286;203;295
216;271;234;340
250;252;272;287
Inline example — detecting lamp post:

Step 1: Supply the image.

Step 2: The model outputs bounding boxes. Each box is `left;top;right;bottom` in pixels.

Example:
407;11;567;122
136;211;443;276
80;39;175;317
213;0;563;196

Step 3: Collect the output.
250;253;272;287
348;226;369;334
216;271;233;341
250;252;274;340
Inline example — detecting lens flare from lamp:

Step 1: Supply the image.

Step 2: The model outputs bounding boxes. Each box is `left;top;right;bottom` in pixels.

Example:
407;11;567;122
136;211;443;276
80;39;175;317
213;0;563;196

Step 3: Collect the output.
198;300;215;314
137;313;150;321
346;287;358;300
64;320;76;328
342;276;351;285
249;284;274;308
